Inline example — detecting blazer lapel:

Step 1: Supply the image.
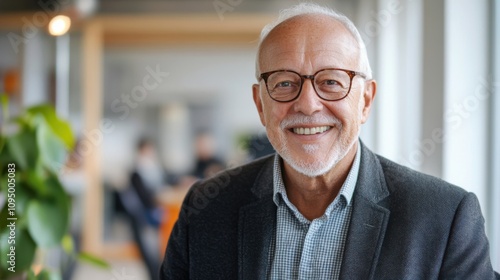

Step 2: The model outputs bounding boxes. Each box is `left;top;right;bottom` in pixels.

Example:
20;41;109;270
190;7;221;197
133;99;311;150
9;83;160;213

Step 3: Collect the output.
238;157;276;280
339;142;391;280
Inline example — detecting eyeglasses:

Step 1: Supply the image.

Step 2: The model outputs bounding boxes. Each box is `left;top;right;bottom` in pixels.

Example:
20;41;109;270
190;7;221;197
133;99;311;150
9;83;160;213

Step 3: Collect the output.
258;68;366;102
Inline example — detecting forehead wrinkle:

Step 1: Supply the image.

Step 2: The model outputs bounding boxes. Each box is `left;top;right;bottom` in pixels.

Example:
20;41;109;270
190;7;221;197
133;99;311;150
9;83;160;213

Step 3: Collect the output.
261;51;354;73
260;43;359;74
258;15;361;75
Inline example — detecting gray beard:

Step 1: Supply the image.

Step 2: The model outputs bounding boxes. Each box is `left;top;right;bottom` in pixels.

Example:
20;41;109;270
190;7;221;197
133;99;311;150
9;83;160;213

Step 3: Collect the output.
277;132;356;177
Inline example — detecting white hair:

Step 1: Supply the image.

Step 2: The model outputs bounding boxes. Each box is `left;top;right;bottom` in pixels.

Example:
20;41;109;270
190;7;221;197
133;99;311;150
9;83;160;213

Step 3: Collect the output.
255;3;372;79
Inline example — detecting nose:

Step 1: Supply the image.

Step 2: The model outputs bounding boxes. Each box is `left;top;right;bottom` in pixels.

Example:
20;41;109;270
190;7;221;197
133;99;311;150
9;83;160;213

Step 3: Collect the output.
292;79;323;115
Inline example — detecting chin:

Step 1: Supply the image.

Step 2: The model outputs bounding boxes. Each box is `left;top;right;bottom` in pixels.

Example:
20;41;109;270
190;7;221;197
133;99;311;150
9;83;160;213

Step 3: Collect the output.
277;136;357;178
284;151;341;177
290;159;338;177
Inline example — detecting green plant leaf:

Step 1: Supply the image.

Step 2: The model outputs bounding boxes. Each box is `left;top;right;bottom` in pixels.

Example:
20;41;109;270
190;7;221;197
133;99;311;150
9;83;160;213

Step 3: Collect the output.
44;175;71;210
0;179;33;220
28;269;37;280
78;252;110;269
16;229;37;271
0;93;8;121
0;136;6;160
36;122;67;174
6;129;38;170
30;269;50;280
0;228;11;271
0;227;37;272
61;234;74;255
0;203;9;230
0;147;13;169
12;182;34;218
25;170;49;197
27;105;74;150
34;269;61;280
27;200;68;248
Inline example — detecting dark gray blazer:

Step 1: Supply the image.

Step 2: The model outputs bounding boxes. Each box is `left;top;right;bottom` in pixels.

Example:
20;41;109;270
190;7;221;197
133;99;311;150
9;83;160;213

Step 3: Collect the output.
161;142;499;279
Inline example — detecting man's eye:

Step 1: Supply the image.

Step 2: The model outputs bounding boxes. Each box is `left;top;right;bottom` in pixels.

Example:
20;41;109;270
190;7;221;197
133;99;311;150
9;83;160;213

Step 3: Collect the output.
276;81;293;87
325;80;340;86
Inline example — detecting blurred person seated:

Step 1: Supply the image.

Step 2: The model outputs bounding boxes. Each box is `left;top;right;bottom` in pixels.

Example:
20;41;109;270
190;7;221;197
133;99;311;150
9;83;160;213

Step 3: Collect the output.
130;138;166;226
191;131;225;179
117;137;167;280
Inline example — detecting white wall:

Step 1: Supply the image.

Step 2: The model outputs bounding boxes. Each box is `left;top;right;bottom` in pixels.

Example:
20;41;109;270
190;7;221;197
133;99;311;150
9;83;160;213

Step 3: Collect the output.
443;0;490;220
489;0;500;270
356;0;423;170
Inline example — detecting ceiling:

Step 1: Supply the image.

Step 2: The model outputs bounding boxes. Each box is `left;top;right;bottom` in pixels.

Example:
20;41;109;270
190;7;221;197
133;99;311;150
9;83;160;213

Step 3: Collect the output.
0;0;342;15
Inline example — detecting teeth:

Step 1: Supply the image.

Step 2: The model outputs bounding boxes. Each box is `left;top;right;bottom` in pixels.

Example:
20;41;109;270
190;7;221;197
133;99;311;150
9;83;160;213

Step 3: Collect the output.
293;126;330;135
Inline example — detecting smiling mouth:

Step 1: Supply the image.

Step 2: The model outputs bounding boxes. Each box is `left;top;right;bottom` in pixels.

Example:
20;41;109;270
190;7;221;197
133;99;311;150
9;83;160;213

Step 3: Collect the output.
291;126;332;135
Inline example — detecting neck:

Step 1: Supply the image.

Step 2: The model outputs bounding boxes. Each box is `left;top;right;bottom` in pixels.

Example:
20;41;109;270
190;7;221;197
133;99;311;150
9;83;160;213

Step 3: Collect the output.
282;141;358;220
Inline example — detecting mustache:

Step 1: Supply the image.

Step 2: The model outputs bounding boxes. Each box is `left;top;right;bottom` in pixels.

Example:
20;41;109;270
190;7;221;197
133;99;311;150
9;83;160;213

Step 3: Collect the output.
279;114;342;129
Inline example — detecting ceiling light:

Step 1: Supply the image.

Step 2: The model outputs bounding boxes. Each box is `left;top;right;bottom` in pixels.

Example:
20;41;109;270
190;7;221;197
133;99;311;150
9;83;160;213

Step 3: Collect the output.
48;15;71;36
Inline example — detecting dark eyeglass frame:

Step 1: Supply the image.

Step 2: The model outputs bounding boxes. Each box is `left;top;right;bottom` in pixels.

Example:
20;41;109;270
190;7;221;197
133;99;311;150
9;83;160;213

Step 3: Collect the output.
258;68;367;102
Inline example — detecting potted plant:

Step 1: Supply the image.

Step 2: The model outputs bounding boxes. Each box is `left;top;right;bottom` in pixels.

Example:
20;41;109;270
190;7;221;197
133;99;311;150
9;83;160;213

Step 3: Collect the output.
0;96;106;279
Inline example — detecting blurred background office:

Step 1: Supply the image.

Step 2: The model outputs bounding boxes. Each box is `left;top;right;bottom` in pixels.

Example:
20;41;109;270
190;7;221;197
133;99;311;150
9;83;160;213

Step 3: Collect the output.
0;0;499;279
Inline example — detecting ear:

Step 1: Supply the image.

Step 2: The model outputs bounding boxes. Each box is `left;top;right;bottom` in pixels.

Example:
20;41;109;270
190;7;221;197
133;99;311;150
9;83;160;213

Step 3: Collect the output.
360;79;377;124
252;83;266;127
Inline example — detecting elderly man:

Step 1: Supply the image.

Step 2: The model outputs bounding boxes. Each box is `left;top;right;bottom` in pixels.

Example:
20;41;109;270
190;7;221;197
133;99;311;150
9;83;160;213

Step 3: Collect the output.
161;3;499;279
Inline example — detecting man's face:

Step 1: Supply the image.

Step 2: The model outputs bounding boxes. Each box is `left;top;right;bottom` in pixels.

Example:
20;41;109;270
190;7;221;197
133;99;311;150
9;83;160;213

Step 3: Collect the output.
253;15;376;177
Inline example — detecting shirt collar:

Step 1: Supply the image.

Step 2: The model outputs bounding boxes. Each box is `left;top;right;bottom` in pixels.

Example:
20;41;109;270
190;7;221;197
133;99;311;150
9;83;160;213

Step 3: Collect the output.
272;140;361;208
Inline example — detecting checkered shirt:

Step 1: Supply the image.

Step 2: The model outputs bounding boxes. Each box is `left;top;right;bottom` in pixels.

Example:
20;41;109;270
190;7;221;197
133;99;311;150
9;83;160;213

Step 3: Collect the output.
268;144;361;280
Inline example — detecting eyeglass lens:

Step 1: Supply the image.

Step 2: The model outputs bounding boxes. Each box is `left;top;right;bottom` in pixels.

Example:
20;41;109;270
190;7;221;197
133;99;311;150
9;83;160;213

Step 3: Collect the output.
266;69;351;101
